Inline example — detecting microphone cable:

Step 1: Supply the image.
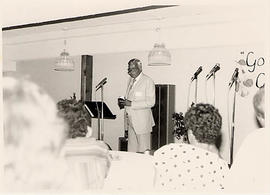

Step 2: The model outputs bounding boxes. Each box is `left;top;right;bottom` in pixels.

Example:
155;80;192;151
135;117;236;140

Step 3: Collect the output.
94;89;101;139
205;78;209;103
205;74;217;106
186;81;193;110
94;90;100;115
226;87;231;152
213;74;216;106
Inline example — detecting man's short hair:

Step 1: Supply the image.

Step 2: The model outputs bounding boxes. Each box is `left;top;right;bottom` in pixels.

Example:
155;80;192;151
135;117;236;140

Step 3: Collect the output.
128;58;142;71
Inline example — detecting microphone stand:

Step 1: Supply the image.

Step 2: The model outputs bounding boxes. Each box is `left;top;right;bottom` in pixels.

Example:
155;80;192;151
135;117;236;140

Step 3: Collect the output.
101;84;104;141
96;83;105;141
229;78;239;168
191;66;202;105
213;73;216;106
194;75;198;104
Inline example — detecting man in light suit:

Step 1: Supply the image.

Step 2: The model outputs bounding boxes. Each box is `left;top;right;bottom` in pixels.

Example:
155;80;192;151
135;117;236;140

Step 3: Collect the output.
119;58;155;152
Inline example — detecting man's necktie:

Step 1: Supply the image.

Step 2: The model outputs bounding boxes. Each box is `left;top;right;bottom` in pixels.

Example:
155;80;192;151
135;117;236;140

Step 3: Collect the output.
129;78;136;90
126;78;136;97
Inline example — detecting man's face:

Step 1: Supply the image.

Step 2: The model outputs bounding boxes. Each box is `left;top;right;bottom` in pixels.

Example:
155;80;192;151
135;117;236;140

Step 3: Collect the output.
128;63;141;78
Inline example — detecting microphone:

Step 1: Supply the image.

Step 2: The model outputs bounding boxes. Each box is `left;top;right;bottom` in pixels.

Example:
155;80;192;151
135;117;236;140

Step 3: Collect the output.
228;68;239;88
96;77;107;90
191;66;203;81
206;63;220;80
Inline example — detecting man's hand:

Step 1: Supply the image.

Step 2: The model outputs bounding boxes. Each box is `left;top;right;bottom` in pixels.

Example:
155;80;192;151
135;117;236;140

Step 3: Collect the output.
124;99;131;106
118;98;131;107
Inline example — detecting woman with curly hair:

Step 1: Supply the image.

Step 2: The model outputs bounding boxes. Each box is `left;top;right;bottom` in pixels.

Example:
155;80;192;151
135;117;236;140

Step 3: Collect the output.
153;103;229;192
184;103;222;153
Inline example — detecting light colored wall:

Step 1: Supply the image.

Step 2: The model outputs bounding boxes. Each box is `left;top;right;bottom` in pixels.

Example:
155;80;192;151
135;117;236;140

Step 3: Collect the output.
92;45;266;162
3;3;267;62
0;14;4;189
5;57;82;102
3;44;266;164
2;4;268;163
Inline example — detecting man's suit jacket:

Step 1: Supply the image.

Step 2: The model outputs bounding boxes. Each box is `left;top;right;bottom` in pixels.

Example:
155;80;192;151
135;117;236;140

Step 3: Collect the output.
125;73;155;134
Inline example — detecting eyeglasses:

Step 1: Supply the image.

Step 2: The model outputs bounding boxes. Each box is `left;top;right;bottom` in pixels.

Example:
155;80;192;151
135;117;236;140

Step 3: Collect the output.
128;67;138;73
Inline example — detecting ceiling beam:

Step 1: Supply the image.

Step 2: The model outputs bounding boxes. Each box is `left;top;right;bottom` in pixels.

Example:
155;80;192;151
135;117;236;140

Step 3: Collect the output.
2;5;176;31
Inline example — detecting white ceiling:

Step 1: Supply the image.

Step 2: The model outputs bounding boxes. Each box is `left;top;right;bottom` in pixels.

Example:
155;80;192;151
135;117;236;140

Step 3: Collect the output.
1;0;268;62
2;0;267;40
1;0;176;27
2;0;263;27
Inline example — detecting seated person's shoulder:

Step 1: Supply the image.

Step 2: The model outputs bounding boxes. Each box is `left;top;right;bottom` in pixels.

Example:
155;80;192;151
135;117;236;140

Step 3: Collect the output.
154;143;187;156
63;137;110;158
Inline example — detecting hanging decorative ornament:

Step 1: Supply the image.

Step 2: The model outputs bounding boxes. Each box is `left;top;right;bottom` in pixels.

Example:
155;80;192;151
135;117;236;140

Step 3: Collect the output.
243;78;253;87
235;59;246;66
240;85;249;97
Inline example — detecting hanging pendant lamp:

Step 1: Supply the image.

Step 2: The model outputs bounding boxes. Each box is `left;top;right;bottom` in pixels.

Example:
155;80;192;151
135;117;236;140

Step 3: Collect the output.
148;27;171;66
54;40;75;71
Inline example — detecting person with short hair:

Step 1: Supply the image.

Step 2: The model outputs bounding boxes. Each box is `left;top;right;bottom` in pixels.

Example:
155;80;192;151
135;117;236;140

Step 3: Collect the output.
3;77;78;192
118;58;155;152
253;86;265;127
153;103;229;192
226;87;270;193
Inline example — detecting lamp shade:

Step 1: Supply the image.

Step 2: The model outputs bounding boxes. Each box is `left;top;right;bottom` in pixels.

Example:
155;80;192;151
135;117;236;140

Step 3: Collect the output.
54;49;75;71
148;43;171;66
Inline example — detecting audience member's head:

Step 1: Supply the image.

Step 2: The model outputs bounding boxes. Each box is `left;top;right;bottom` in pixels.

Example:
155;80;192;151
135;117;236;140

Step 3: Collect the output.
57;98;90;138
253;87;265;128
184;103;222;148
3;77;70;191
154;103;227;192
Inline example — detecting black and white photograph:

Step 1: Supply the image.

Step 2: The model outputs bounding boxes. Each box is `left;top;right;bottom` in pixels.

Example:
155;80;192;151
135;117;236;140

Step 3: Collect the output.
0;0;269;194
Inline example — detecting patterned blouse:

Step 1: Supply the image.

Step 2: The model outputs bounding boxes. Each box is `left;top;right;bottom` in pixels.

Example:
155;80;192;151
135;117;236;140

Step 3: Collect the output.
153;143;229;192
